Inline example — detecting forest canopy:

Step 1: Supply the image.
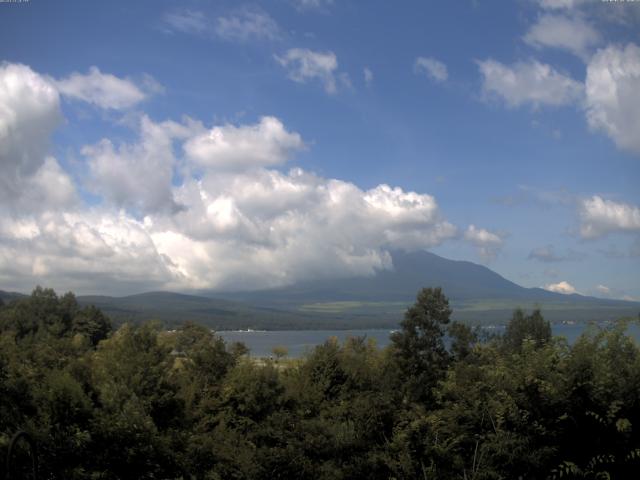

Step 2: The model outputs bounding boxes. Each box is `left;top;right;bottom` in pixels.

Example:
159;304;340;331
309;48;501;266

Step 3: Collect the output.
0;287;639;479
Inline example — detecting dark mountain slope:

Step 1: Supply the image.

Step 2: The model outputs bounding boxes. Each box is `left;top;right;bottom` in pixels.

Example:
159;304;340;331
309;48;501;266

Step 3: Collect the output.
212;250;639;324
217;250;627;305
75;291;379;330
3;251;638;328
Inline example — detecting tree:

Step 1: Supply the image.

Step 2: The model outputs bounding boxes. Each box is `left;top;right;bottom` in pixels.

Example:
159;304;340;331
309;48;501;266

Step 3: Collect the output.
272;345;288;361
89;322;186;478
72;305;111;346
448;321;477;362
503;308;551;352
229;340;250;359
391;287;452;404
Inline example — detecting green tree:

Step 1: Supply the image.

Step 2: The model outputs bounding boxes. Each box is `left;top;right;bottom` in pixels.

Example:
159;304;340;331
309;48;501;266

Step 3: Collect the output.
72;304;111;346
89;322;185;478
391;287;452;403
448;321;478;362
503;308;551;352
173;322;235;412
551;323;640;478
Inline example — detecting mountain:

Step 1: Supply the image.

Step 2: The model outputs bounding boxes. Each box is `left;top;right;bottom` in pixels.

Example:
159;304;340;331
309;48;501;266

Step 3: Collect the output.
2;251;638;328
0;290;26;304
74;291;349;330
213;250;639;325
217;250;555;303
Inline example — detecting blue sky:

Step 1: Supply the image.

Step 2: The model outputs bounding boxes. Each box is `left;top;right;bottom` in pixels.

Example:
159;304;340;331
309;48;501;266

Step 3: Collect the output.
0;0;639;298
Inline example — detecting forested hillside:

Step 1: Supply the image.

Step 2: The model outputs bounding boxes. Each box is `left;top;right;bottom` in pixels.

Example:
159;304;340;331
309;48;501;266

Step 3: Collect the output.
1;287;639;479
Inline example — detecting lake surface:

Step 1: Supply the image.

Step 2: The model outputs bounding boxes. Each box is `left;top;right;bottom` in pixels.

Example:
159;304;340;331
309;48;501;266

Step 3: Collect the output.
217;323;640;358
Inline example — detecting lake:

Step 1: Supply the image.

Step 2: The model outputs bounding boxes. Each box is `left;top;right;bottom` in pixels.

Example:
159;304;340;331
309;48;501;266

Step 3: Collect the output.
217;322;640;358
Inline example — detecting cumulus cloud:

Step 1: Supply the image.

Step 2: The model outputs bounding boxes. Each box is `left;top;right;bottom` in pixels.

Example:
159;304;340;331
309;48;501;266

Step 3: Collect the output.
21;157;78;210
464;225;504;260
584;43;640;154
82;115;192;214
183;116;305;170
215;8;280;42
579;196;640;239
143;173;458;290
477;58;583;108
414;57;448;83
544;280;578;294
275;48;348;94
0;63;75;211
54;66;151;110
0;163;459;292
524;14;601;59
0;61;462;293
0;63;61;187
0;211;178;295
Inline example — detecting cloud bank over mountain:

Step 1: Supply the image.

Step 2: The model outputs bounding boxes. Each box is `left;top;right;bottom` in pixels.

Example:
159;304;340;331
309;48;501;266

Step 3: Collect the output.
0;61;475;294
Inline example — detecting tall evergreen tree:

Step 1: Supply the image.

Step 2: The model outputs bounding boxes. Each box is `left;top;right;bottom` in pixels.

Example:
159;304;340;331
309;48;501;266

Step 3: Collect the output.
391;287;451;404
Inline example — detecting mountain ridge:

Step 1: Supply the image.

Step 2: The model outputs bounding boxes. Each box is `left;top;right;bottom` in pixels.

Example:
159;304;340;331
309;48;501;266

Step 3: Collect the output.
213;250;634;306
2;251;638;328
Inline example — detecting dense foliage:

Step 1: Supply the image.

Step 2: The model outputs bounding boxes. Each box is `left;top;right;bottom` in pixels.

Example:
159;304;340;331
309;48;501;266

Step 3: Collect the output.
1;287;639;479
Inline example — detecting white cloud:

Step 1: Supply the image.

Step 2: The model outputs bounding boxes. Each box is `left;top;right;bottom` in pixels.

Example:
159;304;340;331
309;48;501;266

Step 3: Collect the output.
524;14;601;59
22;157;77;210
54;66;150;110
584;43;640;154
414;57;448;83
275;48;347;94
544;280;578;294
0;67;461;293
363;67;373;87
215;8;280;42
163;8;280;44
184;116;305;170
0;164;458;292
82;115;191;213
596;284;610;295
0;63;61;178
162;9;207;35
0;63;69;209
0;210;178;295
464;225;504;260
477;58;583;108
146;173;457;290
579;196;640;239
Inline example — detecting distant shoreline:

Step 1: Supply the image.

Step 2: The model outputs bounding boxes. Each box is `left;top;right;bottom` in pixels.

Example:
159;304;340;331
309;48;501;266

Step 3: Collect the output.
216;322;640;358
